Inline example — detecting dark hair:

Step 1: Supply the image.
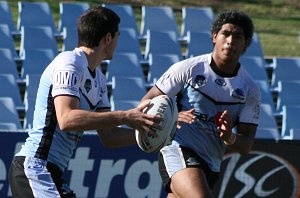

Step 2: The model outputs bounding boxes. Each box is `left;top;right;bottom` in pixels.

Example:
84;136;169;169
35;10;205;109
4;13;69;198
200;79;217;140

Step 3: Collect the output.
77;6;120;48
211;10;254;43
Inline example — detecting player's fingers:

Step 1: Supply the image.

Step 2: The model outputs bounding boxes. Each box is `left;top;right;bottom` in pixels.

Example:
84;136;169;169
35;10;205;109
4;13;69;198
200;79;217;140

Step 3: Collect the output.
136;99;151;111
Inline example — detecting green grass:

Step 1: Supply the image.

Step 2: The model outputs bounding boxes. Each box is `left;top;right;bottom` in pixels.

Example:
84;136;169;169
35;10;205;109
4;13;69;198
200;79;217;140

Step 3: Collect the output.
7;0;300;57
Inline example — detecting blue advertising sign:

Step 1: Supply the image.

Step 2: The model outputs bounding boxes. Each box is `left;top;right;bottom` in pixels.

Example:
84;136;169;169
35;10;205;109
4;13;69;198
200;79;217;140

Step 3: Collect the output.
1;132;300;198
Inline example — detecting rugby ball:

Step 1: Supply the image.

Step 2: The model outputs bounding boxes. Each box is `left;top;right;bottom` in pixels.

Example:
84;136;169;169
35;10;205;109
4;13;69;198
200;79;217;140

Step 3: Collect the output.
135;95;178;153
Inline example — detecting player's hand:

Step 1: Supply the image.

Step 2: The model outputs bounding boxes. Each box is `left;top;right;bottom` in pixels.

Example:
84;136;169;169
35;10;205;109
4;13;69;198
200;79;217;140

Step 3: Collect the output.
125;100;162;137
215;110;233;142
177;108;196;129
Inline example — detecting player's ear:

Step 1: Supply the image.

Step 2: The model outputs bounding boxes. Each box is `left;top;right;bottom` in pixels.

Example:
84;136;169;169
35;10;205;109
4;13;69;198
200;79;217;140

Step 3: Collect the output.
103;32;112;46
212;32;217;45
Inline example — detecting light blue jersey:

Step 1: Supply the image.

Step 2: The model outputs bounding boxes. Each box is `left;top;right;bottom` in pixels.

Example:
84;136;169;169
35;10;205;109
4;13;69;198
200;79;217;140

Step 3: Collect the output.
156;53;261;172
17;48;110;171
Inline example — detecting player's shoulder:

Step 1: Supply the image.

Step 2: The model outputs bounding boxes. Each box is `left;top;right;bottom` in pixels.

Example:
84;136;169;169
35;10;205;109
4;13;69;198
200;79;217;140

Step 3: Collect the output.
171;53;211;74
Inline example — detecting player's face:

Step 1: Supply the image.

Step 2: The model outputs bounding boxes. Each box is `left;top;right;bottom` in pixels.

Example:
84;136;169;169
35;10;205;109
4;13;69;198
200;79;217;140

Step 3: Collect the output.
105;31;120;60
212;23;247;64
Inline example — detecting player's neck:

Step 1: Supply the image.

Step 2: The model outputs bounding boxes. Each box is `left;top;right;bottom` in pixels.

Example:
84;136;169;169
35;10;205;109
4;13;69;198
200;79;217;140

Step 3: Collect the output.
80;46;103;71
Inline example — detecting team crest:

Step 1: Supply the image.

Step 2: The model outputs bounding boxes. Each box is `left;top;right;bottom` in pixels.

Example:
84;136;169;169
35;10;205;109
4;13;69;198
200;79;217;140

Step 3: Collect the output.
84;79;92;93
231;88;245;100
194;75;207;87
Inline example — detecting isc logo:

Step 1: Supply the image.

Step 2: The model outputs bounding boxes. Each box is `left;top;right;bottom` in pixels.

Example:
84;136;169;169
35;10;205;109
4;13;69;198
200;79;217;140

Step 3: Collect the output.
215;151;300;198
54;71;79;86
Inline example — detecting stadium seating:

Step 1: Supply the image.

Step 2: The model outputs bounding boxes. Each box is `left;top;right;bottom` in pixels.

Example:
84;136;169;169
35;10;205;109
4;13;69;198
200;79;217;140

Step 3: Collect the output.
239;56;270;81
0;24;19;59
58;2;90;33
242;33;265;58
147;53;181;83
140;5;180;39
0;97;22;129
185;31;213;57
276;80;300;111
256;80;276;108
0;48;20;79
0;1;18;35
256;104;280;140
0;74;24;109
19;26;58;57
17;2;58;35
106;53;145;82
271;57;300;87
181;6;214;39
62;27;78;51
111;100;140;111
144;30;183;60
111;76;146;101
103;3;140;36
281;105;300;139
114;28;143;60
21;49;55;78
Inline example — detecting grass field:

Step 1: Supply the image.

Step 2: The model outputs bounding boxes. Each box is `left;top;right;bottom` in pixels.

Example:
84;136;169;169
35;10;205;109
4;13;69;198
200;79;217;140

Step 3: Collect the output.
7;0;300;57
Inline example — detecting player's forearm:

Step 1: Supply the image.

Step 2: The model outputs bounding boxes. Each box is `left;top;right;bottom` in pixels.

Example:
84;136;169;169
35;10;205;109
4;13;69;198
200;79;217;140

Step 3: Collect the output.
58;109;128;131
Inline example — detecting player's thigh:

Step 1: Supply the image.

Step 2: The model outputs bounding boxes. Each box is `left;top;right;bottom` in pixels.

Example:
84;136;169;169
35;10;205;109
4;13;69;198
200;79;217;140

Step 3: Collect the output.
170;167;213;198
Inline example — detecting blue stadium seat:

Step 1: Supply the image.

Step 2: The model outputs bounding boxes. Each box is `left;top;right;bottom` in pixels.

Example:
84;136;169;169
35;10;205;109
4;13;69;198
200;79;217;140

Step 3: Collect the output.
0;74;24;109
115;28;143;60
21;49;55;78
111;100;140;111
186;31;213;57
144;30;182;60
17;2;58;35
111;76;146;101
256;104;280;140
271;57;300;87
147;53;181;83
281;105;300;139
58;2;90;33
23;74;41;129
287;128;300;140
181;6;214;39
103;3;140;36
140;6;180;39
62;27;78;51
0;1;19;35
243;33;265;58
0;97;22;129
0;48;20;79
19;26;58;57
0;122;19;131
106;53;145;82
256;80;275;109
276;80;300;111
239;56;270;81
0;24;19;59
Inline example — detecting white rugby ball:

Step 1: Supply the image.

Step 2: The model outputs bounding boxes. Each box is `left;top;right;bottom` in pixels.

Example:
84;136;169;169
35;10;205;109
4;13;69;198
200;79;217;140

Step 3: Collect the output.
135;95;178;153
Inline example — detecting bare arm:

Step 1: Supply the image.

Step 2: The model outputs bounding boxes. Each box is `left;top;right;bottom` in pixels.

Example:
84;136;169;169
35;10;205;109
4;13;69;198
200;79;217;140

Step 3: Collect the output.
54;95;161;133
217;110;256;154
96;105;147;148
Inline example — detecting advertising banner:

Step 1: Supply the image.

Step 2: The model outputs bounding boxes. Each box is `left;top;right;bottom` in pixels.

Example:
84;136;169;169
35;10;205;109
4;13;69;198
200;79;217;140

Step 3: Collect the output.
0;132;299;198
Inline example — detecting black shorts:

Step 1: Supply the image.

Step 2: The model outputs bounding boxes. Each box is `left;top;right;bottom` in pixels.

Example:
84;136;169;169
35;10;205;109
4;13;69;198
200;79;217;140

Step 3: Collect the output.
158;145;219;193
9;156;76;198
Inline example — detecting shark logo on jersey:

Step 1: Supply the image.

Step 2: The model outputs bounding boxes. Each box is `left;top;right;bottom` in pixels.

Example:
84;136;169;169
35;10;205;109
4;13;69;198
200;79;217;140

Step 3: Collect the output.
231;88;245;100
84;79;92;93
215;78;226;86
194;75;207;88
